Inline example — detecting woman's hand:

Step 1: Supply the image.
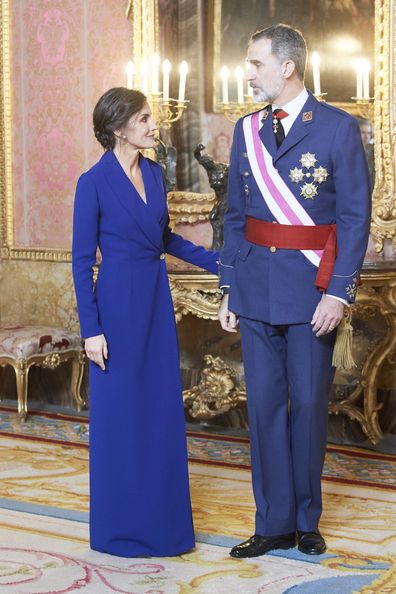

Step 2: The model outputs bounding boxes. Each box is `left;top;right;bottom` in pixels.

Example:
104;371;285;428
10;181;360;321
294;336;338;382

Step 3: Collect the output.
85;334;108;370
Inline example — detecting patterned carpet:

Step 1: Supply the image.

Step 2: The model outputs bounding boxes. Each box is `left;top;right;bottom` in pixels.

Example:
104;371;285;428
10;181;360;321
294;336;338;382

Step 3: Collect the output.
0;406;395;593
1;406;395;490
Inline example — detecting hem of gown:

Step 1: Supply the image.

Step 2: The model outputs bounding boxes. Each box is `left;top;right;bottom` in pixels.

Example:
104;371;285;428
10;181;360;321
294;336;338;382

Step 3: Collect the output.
90;539;196;558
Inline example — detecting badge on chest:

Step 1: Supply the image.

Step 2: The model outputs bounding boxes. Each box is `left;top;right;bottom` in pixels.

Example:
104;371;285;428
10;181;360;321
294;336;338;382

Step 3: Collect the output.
289;152;329;200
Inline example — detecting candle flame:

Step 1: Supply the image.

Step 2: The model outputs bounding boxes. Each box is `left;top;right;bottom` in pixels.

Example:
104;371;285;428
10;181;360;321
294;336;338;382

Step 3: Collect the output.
220;66;229;80
311;51;320;66
179;61;188;75
162;59;171;73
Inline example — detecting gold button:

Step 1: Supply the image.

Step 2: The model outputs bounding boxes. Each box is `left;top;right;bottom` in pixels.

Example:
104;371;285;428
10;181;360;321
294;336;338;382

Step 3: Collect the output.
160;253;165;260
270;246;277;253
243;171;249;177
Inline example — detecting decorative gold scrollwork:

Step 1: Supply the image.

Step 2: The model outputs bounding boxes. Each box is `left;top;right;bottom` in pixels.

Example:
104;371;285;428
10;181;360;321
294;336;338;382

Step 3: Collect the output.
169;277;219;322
183;354;246;419
42;353;61;369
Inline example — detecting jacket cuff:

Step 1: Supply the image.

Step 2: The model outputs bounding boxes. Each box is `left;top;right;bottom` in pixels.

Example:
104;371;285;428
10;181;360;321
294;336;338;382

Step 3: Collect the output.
219;259;234;287
326;272;359;304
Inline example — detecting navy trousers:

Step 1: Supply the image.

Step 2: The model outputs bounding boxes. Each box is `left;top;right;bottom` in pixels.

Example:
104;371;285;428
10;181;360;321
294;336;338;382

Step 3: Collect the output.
239;317;336;535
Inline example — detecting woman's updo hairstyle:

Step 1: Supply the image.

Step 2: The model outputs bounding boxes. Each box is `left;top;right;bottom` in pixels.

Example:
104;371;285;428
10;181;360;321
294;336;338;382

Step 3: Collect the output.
93;87;146;151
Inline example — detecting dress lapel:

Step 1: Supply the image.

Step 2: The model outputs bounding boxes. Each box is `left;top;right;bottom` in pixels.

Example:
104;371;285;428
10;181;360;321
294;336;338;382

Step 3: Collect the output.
274;93;318;163
100;151;164;250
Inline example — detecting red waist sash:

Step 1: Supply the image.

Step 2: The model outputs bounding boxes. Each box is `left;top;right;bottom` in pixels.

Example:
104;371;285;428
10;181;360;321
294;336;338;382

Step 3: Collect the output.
245;217;337;291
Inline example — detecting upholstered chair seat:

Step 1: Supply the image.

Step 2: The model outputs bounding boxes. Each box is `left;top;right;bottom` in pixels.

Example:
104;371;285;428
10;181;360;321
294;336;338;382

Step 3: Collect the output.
0;325;86;420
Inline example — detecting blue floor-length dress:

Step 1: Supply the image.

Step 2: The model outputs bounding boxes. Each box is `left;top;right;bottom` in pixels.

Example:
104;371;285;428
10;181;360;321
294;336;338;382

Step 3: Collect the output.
72;151;218;557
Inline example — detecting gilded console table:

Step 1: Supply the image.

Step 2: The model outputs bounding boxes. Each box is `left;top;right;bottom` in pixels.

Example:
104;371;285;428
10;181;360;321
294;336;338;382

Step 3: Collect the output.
169;263;396;444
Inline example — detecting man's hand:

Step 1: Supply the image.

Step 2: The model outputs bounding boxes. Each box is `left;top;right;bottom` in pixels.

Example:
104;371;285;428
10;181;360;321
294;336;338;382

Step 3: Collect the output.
218;294;239;333
311;295;345;337
85;334;108;370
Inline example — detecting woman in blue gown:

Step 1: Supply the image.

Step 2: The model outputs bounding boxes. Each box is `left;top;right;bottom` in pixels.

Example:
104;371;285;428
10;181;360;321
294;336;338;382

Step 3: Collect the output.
72;87;218;557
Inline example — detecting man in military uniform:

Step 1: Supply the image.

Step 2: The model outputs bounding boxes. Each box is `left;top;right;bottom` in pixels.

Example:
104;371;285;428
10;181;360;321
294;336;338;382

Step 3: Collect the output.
218;24;371;557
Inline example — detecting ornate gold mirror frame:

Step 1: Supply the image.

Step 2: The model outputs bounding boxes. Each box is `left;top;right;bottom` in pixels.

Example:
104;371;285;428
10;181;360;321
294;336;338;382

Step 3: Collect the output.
0;0;395;260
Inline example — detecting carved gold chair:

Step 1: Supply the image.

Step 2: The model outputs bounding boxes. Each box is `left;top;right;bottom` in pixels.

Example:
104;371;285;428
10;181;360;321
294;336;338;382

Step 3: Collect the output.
0;325;86;420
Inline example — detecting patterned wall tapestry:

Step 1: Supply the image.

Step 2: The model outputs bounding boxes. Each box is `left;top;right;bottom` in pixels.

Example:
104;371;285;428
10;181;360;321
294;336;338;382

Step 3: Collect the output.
10;0;131;249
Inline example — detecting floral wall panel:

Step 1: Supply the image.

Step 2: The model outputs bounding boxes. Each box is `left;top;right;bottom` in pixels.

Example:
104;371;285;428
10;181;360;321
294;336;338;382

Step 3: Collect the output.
10;0;131;249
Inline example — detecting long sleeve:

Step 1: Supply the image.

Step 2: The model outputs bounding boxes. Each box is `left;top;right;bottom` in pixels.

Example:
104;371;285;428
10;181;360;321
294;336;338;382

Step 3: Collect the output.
326;116;371;303
163;216;219;275
72;173;103;338
218;119;246;288
158;169;219;275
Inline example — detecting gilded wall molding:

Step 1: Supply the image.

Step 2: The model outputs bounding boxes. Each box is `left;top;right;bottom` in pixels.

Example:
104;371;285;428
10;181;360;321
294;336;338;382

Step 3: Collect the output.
0;0;12;255
371;0;396;251
126;0;159;72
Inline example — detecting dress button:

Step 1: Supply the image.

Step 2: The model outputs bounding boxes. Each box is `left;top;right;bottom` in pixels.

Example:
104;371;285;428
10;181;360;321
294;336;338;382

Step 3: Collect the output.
270;246;277;253
243;171;249;177
160;253;165;260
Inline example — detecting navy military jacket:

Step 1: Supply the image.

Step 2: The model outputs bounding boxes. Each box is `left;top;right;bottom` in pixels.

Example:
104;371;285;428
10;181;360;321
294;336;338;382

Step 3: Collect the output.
219;92;371;325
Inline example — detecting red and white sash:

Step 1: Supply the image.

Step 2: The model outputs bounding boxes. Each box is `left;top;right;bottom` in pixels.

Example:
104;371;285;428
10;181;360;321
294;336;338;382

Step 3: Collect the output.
243;110;322;267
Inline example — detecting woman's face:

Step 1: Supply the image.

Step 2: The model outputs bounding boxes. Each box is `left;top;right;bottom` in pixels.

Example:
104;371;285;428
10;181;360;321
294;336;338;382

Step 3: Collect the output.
117;102;158;150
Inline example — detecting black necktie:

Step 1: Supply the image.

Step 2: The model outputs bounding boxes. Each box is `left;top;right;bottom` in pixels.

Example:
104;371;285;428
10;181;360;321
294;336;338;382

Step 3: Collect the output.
272;108;288;147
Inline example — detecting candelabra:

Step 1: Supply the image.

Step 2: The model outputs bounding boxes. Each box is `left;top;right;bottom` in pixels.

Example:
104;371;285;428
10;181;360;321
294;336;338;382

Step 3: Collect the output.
351;99;374;121
221;96;266;123
126;56;189;131
148;93;189;130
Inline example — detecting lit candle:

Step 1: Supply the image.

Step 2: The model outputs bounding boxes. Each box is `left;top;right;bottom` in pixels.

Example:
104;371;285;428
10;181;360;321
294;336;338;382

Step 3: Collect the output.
220;66;229;104
235;66;244;104
311;51;321;96
151;53;160;94
355;60;363;99
162;59;171;101
140;59;149;95
362;59;370;99
178;61;188;102
126;61;134;90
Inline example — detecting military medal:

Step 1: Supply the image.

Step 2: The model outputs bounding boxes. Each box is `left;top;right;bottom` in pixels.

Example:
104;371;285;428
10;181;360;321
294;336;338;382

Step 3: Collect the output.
313;166;328;183
300;182;318;200
289;167;304;183
300;153;317;168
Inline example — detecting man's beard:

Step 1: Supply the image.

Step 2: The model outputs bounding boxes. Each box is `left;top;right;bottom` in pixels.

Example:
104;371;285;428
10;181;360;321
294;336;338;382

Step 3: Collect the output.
253;80;284;104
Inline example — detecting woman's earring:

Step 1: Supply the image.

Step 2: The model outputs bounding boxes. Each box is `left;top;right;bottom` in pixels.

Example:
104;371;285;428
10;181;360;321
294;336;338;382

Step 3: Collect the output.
122;134;127;139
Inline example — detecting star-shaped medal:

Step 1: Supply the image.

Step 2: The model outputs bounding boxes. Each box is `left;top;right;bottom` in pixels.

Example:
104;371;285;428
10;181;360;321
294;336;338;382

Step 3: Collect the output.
313;166;328;184
289;167;305;183
300;153;317;168
300;182;318;200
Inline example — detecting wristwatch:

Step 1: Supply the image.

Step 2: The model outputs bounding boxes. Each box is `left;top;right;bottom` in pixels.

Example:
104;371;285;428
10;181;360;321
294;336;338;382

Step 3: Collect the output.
220;286;230;296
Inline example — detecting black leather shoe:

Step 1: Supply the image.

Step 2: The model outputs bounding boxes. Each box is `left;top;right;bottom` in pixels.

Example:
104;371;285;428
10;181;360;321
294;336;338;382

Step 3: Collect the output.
230;533;296;558
297;530;326;555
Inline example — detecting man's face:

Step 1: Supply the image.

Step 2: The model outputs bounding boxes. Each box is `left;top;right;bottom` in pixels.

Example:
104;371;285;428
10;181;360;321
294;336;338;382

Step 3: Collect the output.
360;123;373;145
246;38;285;103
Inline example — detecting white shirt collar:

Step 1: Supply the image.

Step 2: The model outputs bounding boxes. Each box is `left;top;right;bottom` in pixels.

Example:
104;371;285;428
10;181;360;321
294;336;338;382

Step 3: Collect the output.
273;88;309;118
272;88;309;135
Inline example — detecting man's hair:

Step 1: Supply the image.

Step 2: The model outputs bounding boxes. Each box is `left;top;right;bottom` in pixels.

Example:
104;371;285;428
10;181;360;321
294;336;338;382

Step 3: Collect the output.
250;24;307;80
